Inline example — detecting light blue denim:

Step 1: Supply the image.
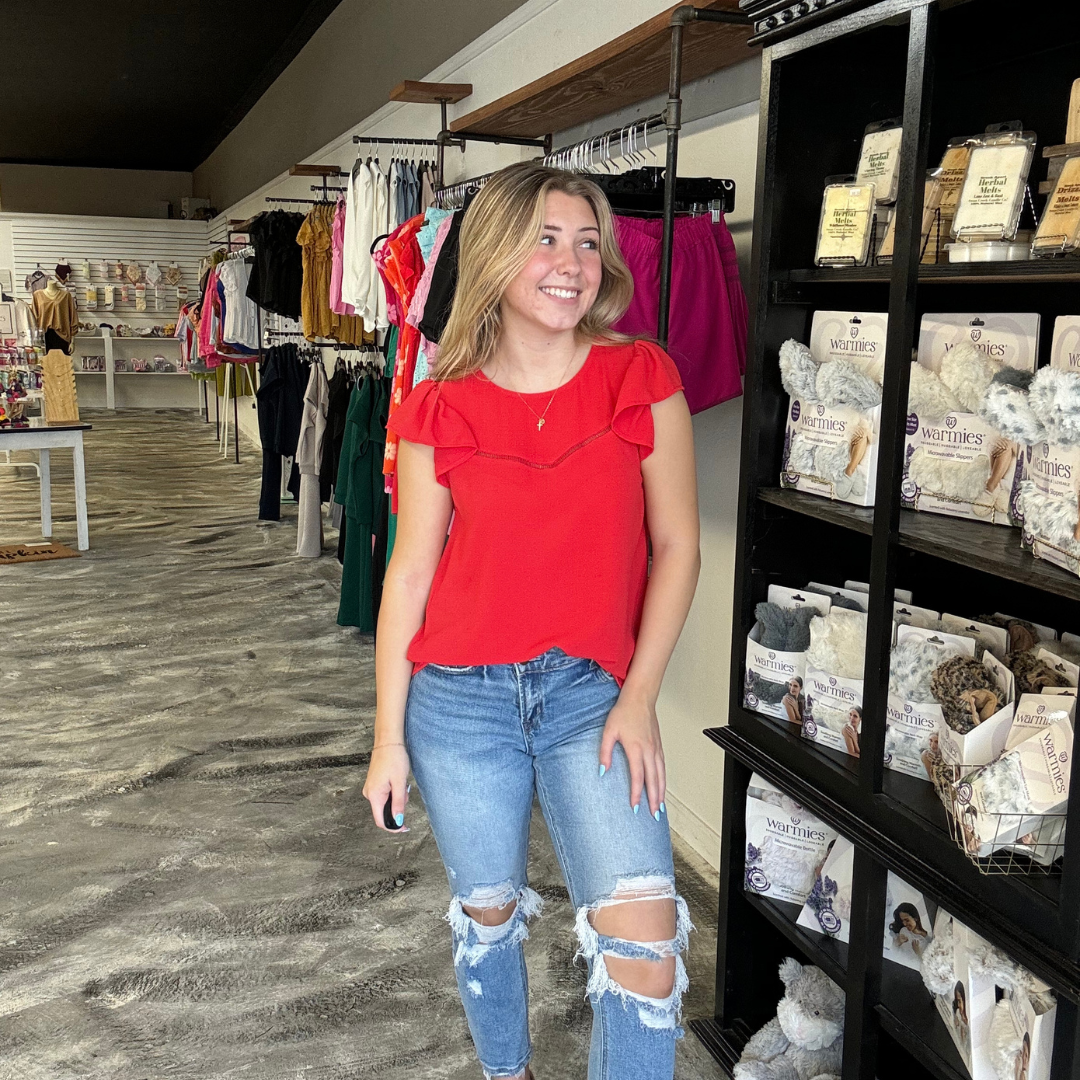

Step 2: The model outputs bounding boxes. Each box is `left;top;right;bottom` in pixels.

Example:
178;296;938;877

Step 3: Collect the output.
405;648;692;1080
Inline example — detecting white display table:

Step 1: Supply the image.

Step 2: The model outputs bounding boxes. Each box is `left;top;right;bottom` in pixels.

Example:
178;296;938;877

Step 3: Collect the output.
0;422;91;550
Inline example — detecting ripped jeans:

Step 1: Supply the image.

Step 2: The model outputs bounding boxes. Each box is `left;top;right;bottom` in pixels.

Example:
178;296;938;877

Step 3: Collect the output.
405;648;692;1080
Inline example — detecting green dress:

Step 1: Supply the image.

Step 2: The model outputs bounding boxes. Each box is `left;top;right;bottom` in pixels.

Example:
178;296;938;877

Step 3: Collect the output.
335;376;389;630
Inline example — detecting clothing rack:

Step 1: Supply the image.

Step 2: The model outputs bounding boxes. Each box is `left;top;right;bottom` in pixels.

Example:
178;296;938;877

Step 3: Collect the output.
265;196;332;205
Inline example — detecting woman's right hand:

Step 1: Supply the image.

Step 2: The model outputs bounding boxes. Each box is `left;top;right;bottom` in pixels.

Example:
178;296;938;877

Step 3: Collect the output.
362;744;412;832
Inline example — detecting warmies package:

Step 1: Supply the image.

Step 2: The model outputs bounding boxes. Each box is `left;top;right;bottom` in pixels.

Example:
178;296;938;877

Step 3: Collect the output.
885;624;970;782
743;773;839;905
902;313;1039;525
1018;317;1080;577
795;836;935;977
744;585;832;722
801;607;867;758
780;310;888;507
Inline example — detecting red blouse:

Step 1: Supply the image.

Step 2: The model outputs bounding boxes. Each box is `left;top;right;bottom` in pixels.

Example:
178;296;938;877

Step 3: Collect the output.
386;339;683;681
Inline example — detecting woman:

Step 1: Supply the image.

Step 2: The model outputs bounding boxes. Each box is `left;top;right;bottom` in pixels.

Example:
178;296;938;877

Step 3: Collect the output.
842;706;862;757
888;902;929;958
782;676;804;724
953;981;970;1048
362;163;700;1080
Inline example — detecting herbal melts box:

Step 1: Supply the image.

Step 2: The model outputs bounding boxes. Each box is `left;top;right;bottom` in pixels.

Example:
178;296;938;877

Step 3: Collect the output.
781;310;888;508
902;312;1040;525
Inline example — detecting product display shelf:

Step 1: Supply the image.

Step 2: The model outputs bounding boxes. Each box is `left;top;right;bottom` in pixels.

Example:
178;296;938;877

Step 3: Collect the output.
877;963;971;1080
757;485;1080;604
782;263;1080;286
744;891;849;985
704;6;1080;1076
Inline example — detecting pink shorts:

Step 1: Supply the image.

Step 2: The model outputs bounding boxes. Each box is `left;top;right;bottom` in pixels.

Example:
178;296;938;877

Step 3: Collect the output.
613;213;747;414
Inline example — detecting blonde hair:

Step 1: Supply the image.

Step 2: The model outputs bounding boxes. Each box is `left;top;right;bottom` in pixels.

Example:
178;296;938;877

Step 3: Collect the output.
433;163;634;381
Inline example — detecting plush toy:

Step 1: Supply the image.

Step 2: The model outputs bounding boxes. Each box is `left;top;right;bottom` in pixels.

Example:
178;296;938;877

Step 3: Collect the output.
734;958;844;1080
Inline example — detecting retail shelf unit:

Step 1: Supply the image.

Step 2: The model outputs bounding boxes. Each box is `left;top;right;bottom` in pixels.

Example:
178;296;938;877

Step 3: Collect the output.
690;2;1080;1078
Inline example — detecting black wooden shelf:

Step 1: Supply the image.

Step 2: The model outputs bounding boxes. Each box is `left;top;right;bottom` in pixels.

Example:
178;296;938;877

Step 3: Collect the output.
780;262;1080;286
757;486;1080;602
704;3;1080;1078
745;891;849;987
707;727;1076;996
877;964;971;1080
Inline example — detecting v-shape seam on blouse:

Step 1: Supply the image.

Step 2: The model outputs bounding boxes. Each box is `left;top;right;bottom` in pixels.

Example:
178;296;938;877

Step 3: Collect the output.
473;426;611;469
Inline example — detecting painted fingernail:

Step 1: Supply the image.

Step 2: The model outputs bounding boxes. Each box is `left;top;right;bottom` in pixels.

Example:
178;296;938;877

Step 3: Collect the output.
394;813;404;827
407;783;412;793
598;764;606;777
633;803;640;815
654;810;661;822
660;802;667;815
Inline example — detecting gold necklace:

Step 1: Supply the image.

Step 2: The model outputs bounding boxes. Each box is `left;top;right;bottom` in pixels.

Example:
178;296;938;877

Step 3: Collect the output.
512;349;580;432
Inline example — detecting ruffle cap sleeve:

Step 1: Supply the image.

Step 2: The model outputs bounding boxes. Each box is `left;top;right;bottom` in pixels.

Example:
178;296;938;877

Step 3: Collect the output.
611;340;685;457
385;379;477;486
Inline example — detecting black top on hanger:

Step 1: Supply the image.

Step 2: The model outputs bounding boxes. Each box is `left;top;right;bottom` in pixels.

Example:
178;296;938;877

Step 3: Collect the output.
589;168;736;215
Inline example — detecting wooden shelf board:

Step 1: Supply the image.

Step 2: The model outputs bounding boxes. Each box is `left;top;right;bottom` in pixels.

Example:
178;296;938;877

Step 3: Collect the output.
744;892;848;988
877;964;971;1080
289;163;343;177
782;261;1080;285
756;487;1080;604
758;485;873;535
686;1017;745;1076
389;80;472;105
449;1;756;140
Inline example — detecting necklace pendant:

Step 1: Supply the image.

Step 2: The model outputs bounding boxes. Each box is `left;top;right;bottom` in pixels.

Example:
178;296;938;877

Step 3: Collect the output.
537;418;545;431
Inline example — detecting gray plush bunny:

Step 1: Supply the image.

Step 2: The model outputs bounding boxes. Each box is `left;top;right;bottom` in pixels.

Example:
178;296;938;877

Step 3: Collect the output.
734;958;845;1080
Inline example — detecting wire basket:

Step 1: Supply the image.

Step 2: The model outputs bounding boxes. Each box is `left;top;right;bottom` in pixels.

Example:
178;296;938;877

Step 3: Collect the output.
931;757;1067;875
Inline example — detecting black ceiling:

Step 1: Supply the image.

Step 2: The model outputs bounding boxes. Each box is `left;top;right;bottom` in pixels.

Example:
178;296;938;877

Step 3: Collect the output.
0;1;345;172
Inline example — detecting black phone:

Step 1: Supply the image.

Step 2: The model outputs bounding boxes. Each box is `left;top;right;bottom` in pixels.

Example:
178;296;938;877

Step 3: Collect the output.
383;795;403;831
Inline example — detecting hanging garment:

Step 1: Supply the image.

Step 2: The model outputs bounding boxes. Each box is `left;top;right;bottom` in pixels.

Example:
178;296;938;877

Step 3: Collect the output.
612;213;745;413
712;215;749;376
296;360;330;558
217;259;260;350
255;345;307;521
10;297;37;346
418;200;471;344
363;160;390;332
330;197;357;316
341;158;374;312
419;162;436;214
297;203;370;345
247;210;305;319
408;211;455;386
336;375;390;630
320;364;353;505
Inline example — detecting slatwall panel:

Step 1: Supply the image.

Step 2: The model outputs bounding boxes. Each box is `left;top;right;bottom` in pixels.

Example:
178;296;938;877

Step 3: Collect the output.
3;213;208;324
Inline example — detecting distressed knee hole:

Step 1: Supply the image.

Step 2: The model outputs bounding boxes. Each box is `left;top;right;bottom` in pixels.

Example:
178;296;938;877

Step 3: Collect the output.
572;875;693;1031
446;881;543;967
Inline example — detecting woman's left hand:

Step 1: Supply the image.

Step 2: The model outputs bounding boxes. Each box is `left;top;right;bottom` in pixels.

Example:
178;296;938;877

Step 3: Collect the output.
599;688;666;819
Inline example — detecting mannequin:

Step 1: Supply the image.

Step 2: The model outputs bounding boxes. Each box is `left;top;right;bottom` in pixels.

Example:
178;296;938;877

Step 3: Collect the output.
32;272;77;353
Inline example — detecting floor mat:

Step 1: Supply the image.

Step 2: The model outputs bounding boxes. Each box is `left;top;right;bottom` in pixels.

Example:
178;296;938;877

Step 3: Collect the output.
0;541;80;564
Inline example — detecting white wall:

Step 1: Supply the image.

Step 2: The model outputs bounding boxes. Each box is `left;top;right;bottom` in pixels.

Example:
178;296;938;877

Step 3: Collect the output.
215;0;762;868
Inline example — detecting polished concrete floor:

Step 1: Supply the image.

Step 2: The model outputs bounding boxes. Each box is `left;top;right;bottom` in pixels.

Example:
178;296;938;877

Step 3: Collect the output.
0;409;724;1080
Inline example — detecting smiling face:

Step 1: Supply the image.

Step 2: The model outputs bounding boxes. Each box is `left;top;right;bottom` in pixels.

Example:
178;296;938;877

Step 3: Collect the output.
499;190;603;337
900;912;917;932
